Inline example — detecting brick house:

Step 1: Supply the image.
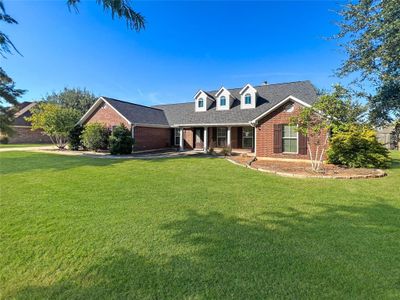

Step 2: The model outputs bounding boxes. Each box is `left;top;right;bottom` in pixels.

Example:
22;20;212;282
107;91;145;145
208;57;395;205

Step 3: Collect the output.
5;102;51;144
78;80;319;159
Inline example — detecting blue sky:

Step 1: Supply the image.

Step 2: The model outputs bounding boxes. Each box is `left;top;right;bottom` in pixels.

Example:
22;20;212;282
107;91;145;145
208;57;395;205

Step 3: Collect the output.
3;0;349;106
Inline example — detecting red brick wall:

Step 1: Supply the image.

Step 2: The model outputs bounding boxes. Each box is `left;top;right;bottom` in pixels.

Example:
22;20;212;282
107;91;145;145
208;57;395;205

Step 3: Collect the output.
183;128;194;149
256;101;326;160
8;127;52;144
85;102;130;128
134;126;171;151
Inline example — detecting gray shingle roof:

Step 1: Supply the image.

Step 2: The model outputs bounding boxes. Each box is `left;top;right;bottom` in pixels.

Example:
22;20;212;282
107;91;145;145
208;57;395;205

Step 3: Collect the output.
102;97;169;126
153;81;318;126
99;81;318;127
12;102;36;127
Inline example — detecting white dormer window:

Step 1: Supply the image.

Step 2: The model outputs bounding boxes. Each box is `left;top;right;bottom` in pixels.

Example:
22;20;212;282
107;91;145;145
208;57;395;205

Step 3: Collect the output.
244;94;251;105
215;87;233;110
194;90;214;112
198;98;204;108
220;96;226;106
240;84;257;109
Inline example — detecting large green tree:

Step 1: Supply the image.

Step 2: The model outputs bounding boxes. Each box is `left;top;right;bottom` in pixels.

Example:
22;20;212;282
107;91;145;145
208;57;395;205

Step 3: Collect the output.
334;0;400;125
43;87;97;116
0;0;145;133
0;1;25;135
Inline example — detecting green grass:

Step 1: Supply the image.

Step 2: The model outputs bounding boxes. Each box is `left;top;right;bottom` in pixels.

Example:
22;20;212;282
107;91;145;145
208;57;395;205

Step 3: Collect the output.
0;143;53;148
0;151;399;299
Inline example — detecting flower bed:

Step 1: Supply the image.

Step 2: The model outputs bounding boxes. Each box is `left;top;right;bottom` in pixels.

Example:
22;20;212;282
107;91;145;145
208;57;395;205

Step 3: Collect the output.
227;157;386;179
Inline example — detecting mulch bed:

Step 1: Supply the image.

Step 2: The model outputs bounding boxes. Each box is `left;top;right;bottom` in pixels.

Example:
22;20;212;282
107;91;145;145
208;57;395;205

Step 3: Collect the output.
228;156;386;179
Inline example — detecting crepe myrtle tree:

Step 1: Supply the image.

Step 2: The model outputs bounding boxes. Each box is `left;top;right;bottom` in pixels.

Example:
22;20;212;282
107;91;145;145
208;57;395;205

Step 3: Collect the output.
26;103;80;149
290;84;366;171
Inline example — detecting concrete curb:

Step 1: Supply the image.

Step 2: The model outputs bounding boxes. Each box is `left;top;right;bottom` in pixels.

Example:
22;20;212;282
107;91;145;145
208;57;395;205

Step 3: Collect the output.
225;158;387;179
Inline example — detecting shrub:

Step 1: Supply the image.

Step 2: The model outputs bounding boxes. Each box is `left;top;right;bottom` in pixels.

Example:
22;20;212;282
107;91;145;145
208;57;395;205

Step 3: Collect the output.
327;125;390;168
109;124;133;155
81;123;110;151
68;125;84;150
0;136;9;144
220;146;232;156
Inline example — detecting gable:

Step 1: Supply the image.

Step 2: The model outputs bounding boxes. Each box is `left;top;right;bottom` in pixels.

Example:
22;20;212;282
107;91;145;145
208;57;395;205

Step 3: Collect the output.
84;101;130;128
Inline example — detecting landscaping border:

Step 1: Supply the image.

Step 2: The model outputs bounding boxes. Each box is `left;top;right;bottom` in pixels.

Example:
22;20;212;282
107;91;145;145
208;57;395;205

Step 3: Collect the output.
226;158;387;179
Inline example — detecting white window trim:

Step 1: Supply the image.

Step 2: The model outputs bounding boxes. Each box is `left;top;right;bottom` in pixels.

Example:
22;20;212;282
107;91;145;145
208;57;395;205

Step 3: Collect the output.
282;125;299;154
216;127;227;147
242;127;254;149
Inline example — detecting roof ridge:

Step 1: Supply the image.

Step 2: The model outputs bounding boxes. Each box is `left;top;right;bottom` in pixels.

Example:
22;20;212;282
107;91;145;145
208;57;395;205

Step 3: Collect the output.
205;80;311;94
153;101;193;107
101;96;164;112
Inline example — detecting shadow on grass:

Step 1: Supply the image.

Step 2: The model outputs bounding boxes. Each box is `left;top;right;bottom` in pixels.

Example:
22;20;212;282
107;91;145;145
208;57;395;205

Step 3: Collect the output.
0;152;128;175
9;203;400;299
0;151;216;175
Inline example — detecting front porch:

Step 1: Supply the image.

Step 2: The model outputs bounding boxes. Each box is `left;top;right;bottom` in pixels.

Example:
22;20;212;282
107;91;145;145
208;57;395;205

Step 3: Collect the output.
174;126;255;155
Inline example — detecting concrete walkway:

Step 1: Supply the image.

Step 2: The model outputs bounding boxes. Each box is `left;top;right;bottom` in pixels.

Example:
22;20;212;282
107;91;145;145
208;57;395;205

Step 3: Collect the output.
0;146;57;152
0;146;209;159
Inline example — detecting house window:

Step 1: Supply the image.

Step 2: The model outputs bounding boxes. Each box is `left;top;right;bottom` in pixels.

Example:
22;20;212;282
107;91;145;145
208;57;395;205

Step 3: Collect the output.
220;96;226;106
282;125;298;153
217;127;227;147
174;128;181;146
245;94;251;104
242;127;253;148
198;98;204;108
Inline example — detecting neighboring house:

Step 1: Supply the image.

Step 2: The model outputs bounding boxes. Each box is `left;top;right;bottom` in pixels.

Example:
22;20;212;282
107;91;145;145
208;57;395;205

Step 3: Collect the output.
6;102;51;144
78;80;320;159
376;126;399;150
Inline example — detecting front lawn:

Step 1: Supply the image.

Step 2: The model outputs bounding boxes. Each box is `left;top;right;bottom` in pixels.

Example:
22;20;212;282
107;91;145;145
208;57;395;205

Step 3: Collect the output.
1;151;399;299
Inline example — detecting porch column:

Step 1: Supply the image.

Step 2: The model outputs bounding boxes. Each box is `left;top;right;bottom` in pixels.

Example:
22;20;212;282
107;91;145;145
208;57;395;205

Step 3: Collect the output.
179;128;184;151
203;127;208;153
227;126;231;147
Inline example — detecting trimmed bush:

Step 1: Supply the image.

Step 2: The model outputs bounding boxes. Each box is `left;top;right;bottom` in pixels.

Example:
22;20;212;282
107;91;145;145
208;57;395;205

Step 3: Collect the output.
109;124;133;155
68;125;84;150
327;125;390;168
81;123;110;151
0;136;9;144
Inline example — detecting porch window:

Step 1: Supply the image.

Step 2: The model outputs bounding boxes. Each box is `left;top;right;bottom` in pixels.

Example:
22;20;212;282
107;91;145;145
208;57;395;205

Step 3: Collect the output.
242;127;253;148
217;127;227;147
282;125;298;153
174;128;181;146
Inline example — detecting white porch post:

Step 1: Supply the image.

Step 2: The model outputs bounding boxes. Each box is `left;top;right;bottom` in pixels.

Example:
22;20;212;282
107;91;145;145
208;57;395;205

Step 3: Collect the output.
179;128;184;151
227;126;231;147
203;127;208;153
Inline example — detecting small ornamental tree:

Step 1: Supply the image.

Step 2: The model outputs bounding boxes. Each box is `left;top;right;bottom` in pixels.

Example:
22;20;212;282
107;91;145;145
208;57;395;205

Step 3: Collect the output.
291;84;365;172
81;122;110;151
26;103;80;149
109;124;133;155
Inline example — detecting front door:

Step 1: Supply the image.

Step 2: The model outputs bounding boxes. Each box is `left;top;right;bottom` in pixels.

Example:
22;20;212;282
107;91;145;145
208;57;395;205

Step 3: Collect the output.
195;128;203;149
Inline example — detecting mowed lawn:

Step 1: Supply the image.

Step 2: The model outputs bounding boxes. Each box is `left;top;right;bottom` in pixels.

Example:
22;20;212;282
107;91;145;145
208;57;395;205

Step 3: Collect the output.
0;151;399;299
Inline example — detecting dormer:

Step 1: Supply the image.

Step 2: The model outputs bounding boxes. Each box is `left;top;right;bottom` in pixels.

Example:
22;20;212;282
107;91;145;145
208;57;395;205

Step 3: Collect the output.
194;90;214;112
215;87;234;110
239;83;257;109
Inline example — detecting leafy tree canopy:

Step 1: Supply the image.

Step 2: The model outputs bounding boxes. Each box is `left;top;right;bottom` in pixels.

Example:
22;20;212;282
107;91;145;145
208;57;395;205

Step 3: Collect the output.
43;87;97;116
0;1;25;135
334;0;400;126
26;103;81;149
290;84;366;171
